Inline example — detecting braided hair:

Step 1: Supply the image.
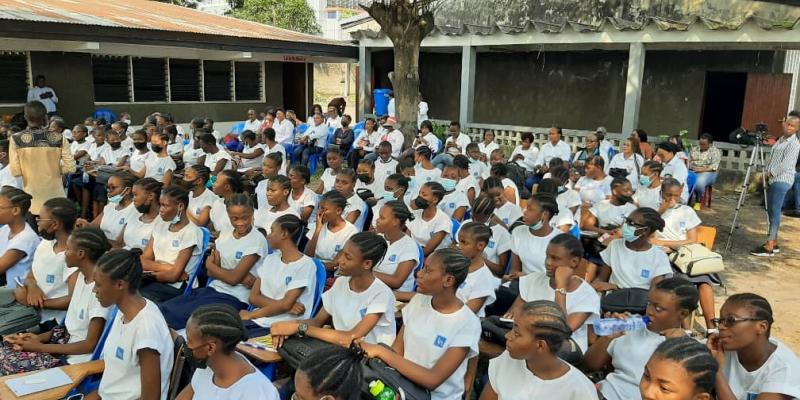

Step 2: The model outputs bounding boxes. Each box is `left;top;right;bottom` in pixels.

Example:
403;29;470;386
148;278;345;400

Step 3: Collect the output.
482;176;503;193
298;345;363;400
111;170;137;190
134;178;163;198
161;184;190;207
415;145;433;160
189;304;248;354
70;227;111;262
386;173;409;193
320;190;347;213
291;165;311;185
347;232;388;268
382;200;413;225
225;193;254;211
725;293;774;336
431;247;470;287
521;300;572;354
459;221;491;245
470;194;496;221
265;152;283;169
654;277;699;313
629;207;665;234
548;233;584;259
96;248;144;292
422;181;445;203
529;192;558;220
0;186;32;215
41;197;78;234
218;170;243;193
269;174;291;192
643;160;664;175
650;337;718;395
273;214;303;243
189;164;212;187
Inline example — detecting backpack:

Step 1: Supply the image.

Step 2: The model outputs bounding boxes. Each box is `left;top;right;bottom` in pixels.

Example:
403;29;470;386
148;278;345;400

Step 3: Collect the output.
504;162;531;199
0;289;40;336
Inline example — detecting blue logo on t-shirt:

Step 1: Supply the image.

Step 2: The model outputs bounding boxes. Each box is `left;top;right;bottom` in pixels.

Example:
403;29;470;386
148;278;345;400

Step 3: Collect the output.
172;239;180;248
79;309;85;320
487;241;495;249
235;251;243;259
142;238;148;246
434;335;447;348
388;254;397;262
335;244;341;252
449;202;455;209
285;276;293;286
359;308;367;318
195;208;202;215
115;347;124;360
640;269;651;279
118;218;125;225
502;218;509;225
158;167;164;173
46;274;55;284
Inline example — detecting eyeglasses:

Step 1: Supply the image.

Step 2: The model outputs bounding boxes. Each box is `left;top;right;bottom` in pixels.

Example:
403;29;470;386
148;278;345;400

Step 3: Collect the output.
711;316;766;327
35;217;53;222
623;217;647;229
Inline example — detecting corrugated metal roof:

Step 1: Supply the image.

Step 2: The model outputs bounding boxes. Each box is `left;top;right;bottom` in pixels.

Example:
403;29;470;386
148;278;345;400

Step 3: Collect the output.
0;0;346;45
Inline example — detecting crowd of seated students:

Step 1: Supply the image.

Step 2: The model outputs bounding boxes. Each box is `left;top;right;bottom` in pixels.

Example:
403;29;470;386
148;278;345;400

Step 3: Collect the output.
0;107;797;400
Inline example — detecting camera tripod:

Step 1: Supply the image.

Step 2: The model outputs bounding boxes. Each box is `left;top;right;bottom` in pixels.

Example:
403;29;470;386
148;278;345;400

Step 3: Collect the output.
724;137;768;252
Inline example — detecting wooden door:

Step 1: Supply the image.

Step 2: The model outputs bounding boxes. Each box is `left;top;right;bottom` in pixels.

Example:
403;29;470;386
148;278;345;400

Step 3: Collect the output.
741;72;792;137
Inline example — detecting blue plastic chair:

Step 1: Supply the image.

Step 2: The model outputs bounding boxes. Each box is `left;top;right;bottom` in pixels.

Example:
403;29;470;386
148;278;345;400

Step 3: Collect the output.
68;306;119;395
451;218;461;242
353;121;365;131
184;227;211;295
412;245;425;291
687;170;697;200
230;121;246;136
607;146;618;161
356;201;370;232
569;224;581;239
308;128;335;174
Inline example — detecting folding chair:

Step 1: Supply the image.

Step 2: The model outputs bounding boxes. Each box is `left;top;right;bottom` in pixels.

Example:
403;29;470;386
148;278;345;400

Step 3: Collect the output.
412;245;425;291
183;227;211;295
68;306;119;396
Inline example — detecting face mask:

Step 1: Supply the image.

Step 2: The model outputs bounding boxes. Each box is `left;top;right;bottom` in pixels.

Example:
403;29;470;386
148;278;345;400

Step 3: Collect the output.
357;173;371;183
616;194;633;204
171;205;183;225
206;175;217;189
135;203;151;214
414;197;430;210
380;191;396;201
557;185;567;194
108;188;127;204
639;175;651;187
469;157;478;164
529;218;544;231
133;142;147;151
110;142;121;150
440;178;457;192
39;228;56;241
621;223;641;242
151;144;163;153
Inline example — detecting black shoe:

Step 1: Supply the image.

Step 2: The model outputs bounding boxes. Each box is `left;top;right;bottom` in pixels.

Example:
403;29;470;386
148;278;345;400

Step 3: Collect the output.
750;245;774;257
774;245;781;254
782;210;800;218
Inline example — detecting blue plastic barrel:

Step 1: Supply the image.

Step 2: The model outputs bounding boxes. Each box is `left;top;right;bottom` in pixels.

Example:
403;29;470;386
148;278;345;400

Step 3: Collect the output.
373;89;392;116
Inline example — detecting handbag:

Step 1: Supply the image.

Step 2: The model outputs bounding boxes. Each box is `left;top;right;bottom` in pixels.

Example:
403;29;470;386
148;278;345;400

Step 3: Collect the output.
609;168;628;179
277;336;332;369
669;243;724;276
601;288;649;315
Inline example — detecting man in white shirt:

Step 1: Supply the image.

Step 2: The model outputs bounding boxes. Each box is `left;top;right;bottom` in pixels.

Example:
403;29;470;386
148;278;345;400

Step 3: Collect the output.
534;126;572;172
432;121;473;170
325;106;343;130
242;109;262;133
27;75;58;116
294;113;328;166
272;108;294;145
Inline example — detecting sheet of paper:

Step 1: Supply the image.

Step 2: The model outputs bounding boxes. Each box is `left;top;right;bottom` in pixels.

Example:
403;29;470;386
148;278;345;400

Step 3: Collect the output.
5;367;73;396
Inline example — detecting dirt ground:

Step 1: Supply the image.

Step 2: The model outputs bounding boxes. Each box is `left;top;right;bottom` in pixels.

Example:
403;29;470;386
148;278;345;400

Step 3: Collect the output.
313;64;357;117
698;190;800;352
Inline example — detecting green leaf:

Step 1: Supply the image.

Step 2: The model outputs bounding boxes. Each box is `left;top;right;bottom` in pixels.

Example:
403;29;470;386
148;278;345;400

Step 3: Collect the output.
228;0;320;35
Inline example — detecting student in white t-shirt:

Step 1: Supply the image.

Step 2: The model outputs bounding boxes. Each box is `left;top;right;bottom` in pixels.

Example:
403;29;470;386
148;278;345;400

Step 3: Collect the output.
582;177;637;240
160;194;266;330
585;278;700;400
240;214;317;337
253;153;282;211
334;169;365;227
575;156;613;207
508;193;561;278
439;165;469;221
254;175;300;235
634;161;664;210
466;143;490;180
272;232;396;347
537;178;578;232
208;170;243;236
305;191;358;269
414;146;442;185
482;300;599;400
231;130;265;172
140;185;204;303
550;166;582;224
12;198;78;328
595;207;671;292
407;182;453;256
1;227;111;373
456;222;499;317
127;129;154;176
640;337;718;400
458;194;511;277
316;147;344;195
355;159;383;202
483;177;523;229
489;162;520;206
92;248;174;400
374;142;399;183
177;305;279;400
133;131;176;187
453;155;479;204
477;130;499;159
374;200;420;292
288;165;317;223
707;293;800;400
359;248;481;400
76;171;139;246
198;132;233;175
0;187;41;289
184;164;217;228
122;178;162;251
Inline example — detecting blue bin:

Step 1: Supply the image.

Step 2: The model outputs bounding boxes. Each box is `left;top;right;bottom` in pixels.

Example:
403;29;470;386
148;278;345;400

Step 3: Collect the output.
373;89;392;117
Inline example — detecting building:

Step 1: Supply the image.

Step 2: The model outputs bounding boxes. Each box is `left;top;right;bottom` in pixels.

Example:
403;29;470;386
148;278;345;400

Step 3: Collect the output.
0;0;356;125
310;0;368;40
196;0;232;15
350;0;800;149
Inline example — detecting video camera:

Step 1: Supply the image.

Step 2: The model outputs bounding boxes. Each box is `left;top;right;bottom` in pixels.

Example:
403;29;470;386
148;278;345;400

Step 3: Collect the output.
729;122;768;146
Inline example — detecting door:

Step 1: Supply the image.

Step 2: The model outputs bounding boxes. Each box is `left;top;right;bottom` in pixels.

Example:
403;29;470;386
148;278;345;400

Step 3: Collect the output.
741;73;793;137
283;62;308;121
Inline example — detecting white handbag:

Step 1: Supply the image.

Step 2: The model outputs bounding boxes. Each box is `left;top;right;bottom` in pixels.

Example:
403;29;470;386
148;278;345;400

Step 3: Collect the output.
670;243;724;276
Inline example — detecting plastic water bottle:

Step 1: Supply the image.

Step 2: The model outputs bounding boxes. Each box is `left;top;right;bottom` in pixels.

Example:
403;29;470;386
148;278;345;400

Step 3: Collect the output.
593;315;650;336
369;379;397;400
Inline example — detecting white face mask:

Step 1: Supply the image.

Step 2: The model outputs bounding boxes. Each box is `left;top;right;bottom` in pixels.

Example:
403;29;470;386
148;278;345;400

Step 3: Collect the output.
171;205;183;225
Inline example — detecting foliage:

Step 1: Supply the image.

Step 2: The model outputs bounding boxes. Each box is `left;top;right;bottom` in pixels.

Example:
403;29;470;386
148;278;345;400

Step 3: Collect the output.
155;0;199;8
229;0;320;34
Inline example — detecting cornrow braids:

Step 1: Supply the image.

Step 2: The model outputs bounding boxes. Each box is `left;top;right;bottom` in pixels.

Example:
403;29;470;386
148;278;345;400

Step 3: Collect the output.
265;152;283;168
661;177;682;195
0;186;32;215
337;168;357;184
358;159;375;170
423;181;446;202
96;248;143;292
549;166;570;186
490;162;508;178
432;247;470;287
269;174;291;191
726;293;774;335
161;185;190;207
347;232;388;268
382;200;413;225
134;178;163;198
470;194;496;220
273;214;303;243
482;176;503;192
415;146;432;160
452;155;470;170
298;345;363;400
610;177;631;191
291;165;311;184
218;170;243;193
320;190;348;213
190;164;212;186
386;173;409;192
111;170;137;189
548;233;584;259
460;221;492;245
521;300;572;354
189;304;248;354
632;207;666;233
643;160;664;174
651;337;718;395
654;278;699;312
537;178;560;195
530;192;558;219
225;193;254;212
70;227;111;262
41;197;78;234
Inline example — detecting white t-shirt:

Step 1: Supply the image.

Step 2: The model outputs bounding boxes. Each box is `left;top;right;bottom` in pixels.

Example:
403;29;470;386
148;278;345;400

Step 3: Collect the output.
254;207;300;235
444;134;472;156
557;189;581;221
243;119;262;133
375;234;420;292
209;197;234;234
106;146;131;166
252;253;317;328
188;189;219;222
478;141;499;158
0;166;23;189
64;273;110;364
31;240;76;323
600;327;665;400
469;159;489;180
634;185;661;210
319;168;337;193
151;222;204;289
601;239;672;290
439;190;469;219
255;179;269;211
374;158;399;183
70;140;92;166
721;338;800;400
305;222;358;262
662;155;690;203
575;175;613;206
190;353;279;400
510;225;560;275
415;166;441;184
494;201;523;227
129;150;154;174
489;351;599;400
589;200;636;229
501;178;520;205
518;272;600;353
166;142;184;158
456;265;499;317
209;229;268;303
100;202;139;242
401;294;481;400
0;224;40;288
240;144;264;170
656;205;701;242
262;143;288;174
204;149;233;171
322;277;396;345
98;300;174;400
456;174;480;198
289;187;317;219
144;155;177;183
123;216;160;251
607;153;644;191
343;193;367;229
456;219;512;267
407;209;452;251
510;145;540;172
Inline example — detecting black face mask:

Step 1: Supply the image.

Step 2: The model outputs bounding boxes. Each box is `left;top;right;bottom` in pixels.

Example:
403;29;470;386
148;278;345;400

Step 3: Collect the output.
110;142;121;150
133;142;147;151
39;228;56;241
616;195;634;204
135;203;151;214
414;197;430;209
150;144;163;153
357;173;371;183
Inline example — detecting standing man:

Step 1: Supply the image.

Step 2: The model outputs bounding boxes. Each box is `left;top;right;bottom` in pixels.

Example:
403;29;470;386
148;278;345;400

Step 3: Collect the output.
27;75;59;117
8;101;75;214
751;114;800;257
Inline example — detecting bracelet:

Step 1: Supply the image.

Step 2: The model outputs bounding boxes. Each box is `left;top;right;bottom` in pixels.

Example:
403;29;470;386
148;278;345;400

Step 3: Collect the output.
555;287;567;295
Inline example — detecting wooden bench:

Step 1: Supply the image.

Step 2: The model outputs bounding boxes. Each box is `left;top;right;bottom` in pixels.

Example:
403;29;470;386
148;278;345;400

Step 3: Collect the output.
0;360;104;400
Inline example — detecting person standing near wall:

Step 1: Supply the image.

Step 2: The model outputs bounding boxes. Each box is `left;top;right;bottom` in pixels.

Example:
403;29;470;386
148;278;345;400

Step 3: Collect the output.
8;101;75;215
26;75;58;117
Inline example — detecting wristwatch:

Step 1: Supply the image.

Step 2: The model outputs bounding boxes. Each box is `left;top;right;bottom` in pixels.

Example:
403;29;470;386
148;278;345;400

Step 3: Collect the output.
554;288;567;296
297;322;309;338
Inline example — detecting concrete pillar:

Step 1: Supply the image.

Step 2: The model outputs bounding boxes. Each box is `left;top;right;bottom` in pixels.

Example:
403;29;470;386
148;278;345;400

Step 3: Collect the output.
358;44;372;118
622;43;645;136
785;50;800;112
459;45;476;126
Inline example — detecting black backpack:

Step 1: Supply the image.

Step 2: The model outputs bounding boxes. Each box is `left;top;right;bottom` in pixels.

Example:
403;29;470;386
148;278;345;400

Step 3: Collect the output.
504;162;531;199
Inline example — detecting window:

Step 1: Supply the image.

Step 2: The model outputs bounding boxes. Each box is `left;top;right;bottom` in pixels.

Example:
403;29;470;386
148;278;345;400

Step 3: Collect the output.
235;62;262;101
203;61;232;101
169;59;201;102
327;10;338;19
0;53;28;104
93;56;130;102
132;57;166;102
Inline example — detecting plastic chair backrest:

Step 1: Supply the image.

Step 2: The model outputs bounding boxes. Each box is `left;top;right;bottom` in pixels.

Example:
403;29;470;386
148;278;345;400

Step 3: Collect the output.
231;121;245;135
412;245;425;291
91;306;118;360
696;226;716;250
569;224;581;239
687;171;697;195
451;218;461;242
356;201;370;232
353;121;365;131
92;108;117;124
312;258;326;316
184;227;211;295
297;123;309;134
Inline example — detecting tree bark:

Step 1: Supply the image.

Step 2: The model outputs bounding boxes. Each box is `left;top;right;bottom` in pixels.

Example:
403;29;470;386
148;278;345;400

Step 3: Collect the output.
392;39;421;150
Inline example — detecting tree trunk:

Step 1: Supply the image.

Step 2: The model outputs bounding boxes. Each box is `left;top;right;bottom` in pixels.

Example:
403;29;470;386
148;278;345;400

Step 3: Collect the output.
393;39;421;150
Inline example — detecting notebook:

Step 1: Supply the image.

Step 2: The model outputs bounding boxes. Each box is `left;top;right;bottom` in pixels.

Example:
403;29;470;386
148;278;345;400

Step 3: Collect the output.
5;367;72;396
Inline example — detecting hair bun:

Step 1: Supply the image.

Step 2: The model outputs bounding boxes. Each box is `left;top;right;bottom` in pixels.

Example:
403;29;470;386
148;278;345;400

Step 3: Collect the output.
128;247;144;257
